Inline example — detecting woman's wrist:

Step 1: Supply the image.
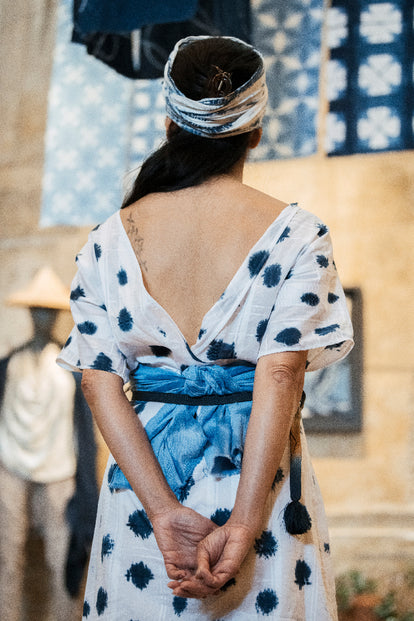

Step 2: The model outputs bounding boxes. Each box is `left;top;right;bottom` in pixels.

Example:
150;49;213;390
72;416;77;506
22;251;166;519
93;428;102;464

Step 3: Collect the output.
226;506;263;536
143;490;181;523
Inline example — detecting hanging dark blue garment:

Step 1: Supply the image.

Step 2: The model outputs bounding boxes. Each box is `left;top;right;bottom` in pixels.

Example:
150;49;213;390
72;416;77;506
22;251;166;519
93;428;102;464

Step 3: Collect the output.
72;0;252;79
74;0;199;34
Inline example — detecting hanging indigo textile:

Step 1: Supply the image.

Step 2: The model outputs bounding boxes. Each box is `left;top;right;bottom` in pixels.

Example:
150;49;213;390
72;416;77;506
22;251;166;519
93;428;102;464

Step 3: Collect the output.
72;0;252;79
73;0;199;34
249;0;325;162
326;0;414;156
40;0;133;227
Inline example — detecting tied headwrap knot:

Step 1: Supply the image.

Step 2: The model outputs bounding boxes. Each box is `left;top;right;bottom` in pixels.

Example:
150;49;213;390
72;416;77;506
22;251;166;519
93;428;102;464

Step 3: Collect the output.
163;35;268;138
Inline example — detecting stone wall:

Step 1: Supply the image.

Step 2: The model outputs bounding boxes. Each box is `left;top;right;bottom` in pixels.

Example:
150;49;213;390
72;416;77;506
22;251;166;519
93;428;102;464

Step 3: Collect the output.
1;0;413;587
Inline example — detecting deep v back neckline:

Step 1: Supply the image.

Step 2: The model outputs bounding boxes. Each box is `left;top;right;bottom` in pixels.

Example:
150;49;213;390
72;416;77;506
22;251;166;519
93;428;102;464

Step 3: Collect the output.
116;204;296;349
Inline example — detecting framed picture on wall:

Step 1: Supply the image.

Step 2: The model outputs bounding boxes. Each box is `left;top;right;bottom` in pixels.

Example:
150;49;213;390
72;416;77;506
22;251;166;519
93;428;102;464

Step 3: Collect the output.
302;287;363;433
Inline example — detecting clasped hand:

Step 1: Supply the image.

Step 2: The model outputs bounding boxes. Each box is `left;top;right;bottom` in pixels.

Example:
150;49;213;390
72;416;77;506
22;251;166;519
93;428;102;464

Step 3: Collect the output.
151;505;255;599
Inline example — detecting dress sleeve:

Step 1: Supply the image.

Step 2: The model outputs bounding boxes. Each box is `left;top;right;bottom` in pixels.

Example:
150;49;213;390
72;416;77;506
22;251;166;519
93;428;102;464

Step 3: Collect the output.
257;223;354;372
57;235;129;382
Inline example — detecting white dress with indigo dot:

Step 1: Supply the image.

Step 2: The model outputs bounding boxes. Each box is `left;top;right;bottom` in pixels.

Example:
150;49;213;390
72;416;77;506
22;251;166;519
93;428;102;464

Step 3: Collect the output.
58;203;353;620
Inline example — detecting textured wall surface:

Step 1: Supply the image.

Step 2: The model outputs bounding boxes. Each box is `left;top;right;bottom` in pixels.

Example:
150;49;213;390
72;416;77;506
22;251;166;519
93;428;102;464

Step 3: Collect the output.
1;1;413;607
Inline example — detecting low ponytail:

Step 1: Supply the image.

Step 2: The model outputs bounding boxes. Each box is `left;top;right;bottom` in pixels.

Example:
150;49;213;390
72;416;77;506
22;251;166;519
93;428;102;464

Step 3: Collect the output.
121;128;251;208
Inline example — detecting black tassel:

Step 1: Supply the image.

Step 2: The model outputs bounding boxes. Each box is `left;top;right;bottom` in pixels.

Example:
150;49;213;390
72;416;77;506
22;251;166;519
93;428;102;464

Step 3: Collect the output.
284;500;312;535
283;393;312;535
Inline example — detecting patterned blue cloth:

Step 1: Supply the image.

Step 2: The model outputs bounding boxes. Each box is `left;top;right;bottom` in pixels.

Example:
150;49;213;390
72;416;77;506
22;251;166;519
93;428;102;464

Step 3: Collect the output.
326;0;414;155
108;364;255;497
249;0;324;161
40;0;133;227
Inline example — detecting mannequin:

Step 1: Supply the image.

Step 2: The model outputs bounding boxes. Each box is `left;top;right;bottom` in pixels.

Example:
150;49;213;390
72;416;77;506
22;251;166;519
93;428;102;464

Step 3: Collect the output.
0;268;97;621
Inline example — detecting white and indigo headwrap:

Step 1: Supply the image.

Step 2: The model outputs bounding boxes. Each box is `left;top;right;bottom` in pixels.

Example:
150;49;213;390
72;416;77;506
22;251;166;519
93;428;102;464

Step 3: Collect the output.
163;35;268;139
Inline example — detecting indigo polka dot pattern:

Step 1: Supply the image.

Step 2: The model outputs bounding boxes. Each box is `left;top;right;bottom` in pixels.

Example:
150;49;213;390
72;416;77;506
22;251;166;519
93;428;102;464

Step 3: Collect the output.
317;223;328;237
301;292;320;306
324;543;330;553
77;321;97;335
262;263;282;287
173;596;188;616
294;559;312;589
207;340;236;360
117;268;128;285
150;345;172;357
220;577;236;592
315;323;339;336
277;226;290;243
107;463;117;491
63;335;72;348
94;243;102;260
96;587;108;616
316;254;329;268
70;285;85;301
127;510;153;539
254;530;278;559
91;352;114;372
118;307;133;331
59;204;352;619
248;250;270;277
210;508;232;526
125;562;154;590
101;534;115;562
255;588;278;615
256;319;269;343
275;327;302;346
178;476;195;502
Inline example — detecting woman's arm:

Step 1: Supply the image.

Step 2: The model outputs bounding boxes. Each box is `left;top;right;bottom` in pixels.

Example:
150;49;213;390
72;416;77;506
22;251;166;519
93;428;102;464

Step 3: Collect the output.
81;369;217;581
171;350;308;597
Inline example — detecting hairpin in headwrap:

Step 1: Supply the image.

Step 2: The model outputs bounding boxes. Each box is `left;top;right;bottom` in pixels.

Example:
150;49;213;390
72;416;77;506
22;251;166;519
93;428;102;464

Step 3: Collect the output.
163;35;268;139
209;66;233;97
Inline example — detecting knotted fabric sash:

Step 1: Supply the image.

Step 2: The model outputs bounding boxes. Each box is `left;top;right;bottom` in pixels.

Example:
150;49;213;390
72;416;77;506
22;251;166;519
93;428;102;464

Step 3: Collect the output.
108;364;255;499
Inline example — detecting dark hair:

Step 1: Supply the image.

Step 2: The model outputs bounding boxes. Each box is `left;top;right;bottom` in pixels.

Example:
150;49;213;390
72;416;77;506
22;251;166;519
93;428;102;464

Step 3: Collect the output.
121;38;262;208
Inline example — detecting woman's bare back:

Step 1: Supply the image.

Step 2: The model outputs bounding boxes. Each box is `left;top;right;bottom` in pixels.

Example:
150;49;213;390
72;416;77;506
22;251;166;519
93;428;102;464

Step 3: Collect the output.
120;176;288;346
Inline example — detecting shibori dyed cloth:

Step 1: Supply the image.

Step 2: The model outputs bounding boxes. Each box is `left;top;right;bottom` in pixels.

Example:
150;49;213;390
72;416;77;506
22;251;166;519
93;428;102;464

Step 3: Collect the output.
109;363;255;498
325;0;414;156
249;0;325;161
40;0;133;227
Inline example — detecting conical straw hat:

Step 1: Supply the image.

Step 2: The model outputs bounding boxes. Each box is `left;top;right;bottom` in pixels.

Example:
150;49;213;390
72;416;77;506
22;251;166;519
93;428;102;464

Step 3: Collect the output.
6;266;70;310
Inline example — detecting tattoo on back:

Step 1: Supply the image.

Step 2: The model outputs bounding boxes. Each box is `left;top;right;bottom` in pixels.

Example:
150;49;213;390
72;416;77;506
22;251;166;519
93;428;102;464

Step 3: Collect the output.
126;213;148;272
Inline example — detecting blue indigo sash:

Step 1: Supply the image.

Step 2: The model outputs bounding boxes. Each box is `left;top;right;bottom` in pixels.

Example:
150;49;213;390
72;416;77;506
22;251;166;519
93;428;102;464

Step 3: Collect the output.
108;364;255;499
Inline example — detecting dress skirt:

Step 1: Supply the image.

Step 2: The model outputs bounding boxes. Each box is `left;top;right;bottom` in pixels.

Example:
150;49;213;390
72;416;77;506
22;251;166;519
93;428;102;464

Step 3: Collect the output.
82;428;338;621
